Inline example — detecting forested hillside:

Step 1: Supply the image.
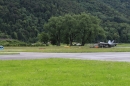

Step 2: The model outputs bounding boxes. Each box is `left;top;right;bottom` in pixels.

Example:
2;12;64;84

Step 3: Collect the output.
0;0;130;43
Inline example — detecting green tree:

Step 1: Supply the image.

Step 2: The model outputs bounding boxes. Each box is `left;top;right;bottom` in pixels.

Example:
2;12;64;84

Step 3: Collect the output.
44;13;105;46
76;13;105;45
39;32;49;46
63;14;78;46
44;16;65;46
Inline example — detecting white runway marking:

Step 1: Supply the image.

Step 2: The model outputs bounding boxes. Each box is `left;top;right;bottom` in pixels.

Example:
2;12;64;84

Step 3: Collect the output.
0;52;130;62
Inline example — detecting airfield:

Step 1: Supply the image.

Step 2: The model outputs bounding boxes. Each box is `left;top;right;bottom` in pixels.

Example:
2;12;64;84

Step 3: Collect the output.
1;52;130;62
1;47;130;86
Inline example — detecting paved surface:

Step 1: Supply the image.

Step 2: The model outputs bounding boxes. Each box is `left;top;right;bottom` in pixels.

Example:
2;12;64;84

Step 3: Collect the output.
0;52;130;62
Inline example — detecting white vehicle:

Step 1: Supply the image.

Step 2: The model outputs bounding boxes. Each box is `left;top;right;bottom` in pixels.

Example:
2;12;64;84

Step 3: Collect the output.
0;46;4;50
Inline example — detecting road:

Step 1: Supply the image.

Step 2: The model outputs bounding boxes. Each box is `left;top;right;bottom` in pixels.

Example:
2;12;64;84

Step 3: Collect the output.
0;52;130;62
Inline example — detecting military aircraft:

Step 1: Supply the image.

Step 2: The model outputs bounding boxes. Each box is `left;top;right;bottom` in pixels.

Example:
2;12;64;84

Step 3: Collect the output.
91;40;118;48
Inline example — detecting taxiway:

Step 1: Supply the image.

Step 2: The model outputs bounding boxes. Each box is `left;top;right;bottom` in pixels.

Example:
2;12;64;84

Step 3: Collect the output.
0;52;130;62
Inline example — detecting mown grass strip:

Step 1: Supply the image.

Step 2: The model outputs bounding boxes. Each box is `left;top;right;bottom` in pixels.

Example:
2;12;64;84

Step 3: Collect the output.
0;59;130;86
2;46;130;53
0;52;20;55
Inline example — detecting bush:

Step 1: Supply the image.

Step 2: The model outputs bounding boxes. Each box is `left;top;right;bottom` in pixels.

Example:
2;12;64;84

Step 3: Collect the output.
0;39;27;46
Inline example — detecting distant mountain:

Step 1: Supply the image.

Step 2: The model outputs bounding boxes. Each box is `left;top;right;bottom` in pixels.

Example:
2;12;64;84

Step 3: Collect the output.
0;0;130;43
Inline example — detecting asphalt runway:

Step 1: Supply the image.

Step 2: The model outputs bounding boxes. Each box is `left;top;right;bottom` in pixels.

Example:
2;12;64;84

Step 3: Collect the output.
0;52;130;62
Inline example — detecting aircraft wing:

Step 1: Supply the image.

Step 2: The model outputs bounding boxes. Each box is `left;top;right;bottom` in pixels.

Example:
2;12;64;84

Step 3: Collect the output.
99;43;109;45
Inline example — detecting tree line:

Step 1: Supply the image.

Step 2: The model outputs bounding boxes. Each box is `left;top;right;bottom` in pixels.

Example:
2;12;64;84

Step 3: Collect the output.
0;0;130;43
39;13;105;46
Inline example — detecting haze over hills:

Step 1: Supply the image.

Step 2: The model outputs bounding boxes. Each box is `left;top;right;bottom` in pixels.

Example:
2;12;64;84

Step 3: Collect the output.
0;0;130;43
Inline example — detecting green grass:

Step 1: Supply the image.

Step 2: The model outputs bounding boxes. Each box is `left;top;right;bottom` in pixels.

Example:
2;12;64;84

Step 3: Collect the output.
1;44;130;53
0;59;130;86
117;43;130;47
0;52;20;55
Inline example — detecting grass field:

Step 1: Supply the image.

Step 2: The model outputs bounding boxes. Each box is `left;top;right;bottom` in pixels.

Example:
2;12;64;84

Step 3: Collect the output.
0;44;130;86
0;59;130;86
0;43;130;53
0;52;20;55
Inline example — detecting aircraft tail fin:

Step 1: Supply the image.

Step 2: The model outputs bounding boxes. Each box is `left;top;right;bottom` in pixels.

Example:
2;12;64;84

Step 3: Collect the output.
112;40;114;43
108;40;114;44
108;40;112;44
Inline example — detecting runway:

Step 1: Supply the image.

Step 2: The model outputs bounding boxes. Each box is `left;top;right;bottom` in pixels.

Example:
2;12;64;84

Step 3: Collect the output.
0;52;130;62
